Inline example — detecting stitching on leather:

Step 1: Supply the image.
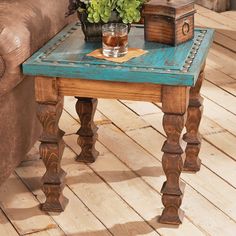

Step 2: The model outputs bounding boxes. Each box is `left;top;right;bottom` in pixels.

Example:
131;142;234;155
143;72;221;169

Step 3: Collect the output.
0;56;5;78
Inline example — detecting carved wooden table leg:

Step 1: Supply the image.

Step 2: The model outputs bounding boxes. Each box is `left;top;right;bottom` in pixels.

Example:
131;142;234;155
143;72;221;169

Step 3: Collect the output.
183;67;205;172
159;86;189;225
36;77;68;212
75;97;99;163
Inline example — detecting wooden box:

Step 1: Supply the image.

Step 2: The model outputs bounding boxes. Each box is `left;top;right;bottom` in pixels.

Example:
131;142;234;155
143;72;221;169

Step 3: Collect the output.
143;0;196;45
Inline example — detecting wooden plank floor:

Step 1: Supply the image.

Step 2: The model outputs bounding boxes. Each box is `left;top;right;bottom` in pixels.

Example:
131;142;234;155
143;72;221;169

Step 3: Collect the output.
0;6;236;236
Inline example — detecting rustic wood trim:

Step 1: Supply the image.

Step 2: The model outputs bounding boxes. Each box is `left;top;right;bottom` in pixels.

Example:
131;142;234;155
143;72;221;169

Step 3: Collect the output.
75;97;99;163
36;76;68;212
161;86;189;114
159;85;189;225
183;66;205;171
35;77;58;103
58;78;162;102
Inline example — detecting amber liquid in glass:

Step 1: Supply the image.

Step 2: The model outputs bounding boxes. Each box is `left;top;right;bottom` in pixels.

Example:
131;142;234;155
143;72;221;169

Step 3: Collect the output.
102;24;128;58
103;33;128;48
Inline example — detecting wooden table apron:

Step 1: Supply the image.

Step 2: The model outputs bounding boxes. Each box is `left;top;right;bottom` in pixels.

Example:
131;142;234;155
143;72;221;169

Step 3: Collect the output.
23;22;214;225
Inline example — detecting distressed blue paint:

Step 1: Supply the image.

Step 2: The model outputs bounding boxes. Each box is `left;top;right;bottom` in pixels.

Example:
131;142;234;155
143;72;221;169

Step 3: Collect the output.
189;29;214;84
23;22;214;86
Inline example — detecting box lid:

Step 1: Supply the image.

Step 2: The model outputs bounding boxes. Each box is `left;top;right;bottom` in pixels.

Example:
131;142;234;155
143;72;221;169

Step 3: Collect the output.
143;0;195;19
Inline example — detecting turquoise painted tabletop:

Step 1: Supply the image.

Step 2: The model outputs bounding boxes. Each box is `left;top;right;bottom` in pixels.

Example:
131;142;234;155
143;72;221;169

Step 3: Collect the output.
23;22;214;86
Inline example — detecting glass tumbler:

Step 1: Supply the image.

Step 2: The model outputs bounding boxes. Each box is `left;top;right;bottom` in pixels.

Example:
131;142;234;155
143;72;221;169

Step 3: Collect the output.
102;23;128;58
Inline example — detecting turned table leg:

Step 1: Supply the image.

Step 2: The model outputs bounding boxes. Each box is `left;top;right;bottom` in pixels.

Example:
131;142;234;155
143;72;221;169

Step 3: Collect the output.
75;97;99;163
36;77;68;212
183;67;205;172
159;86;189;225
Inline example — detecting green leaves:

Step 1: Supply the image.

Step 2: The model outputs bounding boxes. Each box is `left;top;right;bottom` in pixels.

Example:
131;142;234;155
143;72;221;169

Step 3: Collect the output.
76;0;146;23
116;0;145;23
87;0;116;23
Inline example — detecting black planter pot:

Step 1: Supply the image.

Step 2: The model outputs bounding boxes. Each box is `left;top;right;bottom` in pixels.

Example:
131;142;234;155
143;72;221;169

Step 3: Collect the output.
78;11;129;42
79;12;103;42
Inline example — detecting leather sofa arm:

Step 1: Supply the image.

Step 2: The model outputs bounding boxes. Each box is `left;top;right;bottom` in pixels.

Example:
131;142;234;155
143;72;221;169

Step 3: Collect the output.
0;0;74;97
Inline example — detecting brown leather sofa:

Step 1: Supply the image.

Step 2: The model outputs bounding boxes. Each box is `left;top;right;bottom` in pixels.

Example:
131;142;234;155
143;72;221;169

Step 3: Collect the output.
0;0;74;185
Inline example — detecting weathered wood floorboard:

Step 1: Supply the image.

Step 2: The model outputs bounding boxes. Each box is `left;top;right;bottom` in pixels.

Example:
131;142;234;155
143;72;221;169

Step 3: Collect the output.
0;209;19;236
196;5;236;30
15;159;113;236
221;11;236;21
62;99;236;235
0;174;58;235
120;99;236;188
27;228;65;236
61;113;206;236
96;124;236;235
195;5;236;52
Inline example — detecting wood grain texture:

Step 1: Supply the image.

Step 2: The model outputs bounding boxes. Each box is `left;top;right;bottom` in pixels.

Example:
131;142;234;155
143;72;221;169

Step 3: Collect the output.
35;76;65;208
159;85;189;225
144;16;175;44
28;228;65;236
162;86;189;114
35;77;58;103
176;15;195;43
220;10;236;21
97;99;149;132
144;15;194;45
183;68;205;171
37;100;64;143
36;88;68;212
195;12;236;52
99;122;236;235
0;209;19;236
140;110;236;189
143;0;195;45
15;157;112;236
196;0;230;12
0;175;57;235
63;96;111;127
75;97;99;163
67;124;205;235
64;108;221;235
159;194;185;225
162;114;186;155
58;78;162;102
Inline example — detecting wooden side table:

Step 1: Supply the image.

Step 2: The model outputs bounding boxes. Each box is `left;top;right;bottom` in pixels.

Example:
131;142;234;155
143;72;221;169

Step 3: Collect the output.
23;23;214;225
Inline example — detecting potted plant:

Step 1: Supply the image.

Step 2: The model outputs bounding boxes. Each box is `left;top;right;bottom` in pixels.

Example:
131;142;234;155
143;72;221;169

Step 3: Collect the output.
66;0;146;42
